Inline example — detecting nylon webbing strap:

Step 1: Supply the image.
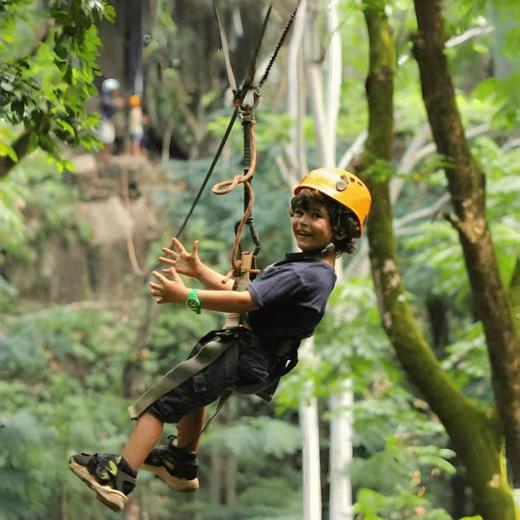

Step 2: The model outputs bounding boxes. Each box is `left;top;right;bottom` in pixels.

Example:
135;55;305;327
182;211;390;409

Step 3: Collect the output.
183;342;239;444
128;338;233;419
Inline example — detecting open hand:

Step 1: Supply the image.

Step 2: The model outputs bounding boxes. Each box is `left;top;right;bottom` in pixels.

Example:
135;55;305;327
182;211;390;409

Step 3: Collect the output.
149;267;187;304
159;238;202;279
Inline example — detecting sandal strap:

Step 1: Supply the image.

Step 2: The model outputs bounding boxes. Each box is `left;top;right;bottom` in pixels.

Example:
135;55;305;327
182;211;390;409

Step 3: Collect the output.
79;452;136;492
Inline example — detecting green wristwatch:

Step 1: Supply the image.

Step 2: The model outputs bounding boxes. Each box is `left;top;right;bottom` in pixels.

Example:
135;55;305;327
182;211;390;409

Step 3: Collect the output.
185;289;201;314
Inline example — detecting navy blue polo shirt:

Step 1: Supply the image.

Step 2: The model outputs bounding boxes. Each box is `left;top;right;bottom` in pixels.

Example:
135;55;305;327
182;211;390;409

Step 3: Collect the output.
246;253;337;342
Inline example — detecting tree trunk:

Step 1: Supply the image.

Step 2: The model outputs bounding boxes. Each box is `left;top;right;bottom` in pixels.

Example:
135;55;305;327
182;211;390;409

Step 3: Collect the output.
413;0;520;488
162;120;175;164
210;445;223;504
287;0;308;180
306;3;328;169
329;387;353;520
224;454;237;505
510;260;520;337
300;339;323;520
325;0;341;167
124;0;143;95
361;2;518;518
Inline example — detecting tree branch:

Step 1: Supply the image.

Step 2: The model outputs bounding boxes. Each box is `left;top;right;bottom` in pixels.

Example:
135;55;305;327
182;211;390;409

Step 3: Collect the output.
286;0;308;181
445;23;495;48
396;193;451;228
338;131;367;170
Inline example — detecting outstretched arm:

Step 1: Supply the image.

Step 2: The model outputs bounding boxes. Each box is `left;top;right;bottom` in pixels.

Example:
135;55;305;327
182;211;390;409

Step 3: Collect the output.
149;268;257;314
159;238;233;290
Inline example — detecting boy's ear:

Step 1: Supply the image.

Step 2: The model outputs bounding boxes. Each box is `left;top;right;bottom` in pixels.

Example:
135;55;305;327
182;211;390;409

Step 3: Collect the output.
334;230;348;240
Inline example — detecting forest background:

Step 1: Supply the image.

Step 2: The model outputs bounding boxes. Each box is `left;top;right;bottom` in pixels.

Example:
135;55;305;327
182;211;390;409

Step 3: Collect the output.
1;0;520;519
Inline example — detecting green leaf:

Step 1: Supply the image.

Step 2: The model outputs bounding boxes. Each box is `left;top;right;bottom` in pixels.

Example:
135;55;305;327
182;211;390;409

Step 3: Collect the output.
0;141;18;161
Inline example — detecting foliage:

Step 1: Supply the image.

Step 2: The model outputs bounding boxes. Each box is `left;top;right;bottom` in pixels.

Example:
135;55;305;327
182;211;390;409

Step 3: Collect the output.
206;416;301;460
1;0;520;518
0;154;91;260
0;412;58;520
0;0;114;172
0;305;132;520
354;486;453;520
0;171;28;254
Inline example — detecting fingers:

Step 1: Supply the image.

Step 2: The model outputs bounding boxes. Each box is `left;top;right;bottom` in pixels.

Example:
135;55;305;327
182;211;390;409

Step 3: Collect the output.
152;270;168;283
171;237;186;254
161;247;176;257
161;247;178;265
192;240;199;257
169;268;183;283
159;255;176;266
148;281;164;303
152;268;184;285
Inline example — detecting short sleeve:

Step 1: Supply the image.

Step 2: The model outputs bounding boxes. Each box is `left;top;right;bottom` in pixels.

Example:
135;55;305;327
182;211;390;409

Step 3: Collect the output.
247;263;304;308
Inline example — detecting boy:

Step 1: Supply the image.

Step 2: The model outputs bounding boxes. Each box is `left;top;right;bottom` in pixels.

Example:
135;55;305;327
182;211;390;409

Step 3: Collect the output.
69;167;371;512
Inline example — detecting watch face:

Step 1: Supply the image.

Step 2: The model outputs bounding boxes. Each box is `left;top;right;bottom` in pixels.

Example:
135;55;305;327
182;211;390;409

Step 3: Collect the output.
186;291;201;314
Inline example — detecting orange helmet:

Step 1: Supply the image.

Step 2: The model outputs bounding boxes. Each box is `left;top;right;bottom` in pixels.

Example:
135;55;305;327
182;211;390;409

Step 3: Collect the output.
294;167;372;231
129;94;141;108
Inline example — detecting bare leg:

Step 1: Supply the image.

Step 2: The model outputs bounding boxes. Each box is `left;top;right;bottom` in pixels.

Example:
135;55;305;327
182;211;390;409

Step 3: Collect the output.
177;407;205;452
122;413;164;471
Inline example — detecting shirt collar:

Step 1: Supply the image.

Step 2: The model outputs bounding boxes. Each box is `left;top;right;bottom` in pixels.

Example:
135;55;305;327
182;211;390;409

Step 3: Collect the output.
285;250;323;261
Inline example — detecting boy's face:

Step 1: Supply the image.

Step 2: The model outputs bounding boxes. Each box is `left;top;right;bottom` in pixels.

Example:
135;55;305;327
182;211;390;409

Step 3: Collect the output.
291;201;334;252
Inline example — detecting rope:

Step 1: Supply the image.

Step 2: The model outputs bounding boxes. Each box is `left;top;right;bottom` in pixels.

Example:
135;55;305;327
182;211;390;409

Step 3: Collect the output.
258;1;300;89
211;122;258;277
230;181;255;273
175;108;239;239
211;119;257;196
174;4;299;239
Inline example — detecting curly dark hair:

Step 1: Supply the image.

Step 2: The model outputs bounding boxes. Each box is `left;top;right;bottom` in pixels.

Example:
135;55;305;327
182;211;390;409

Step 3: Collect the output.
289;188;361;256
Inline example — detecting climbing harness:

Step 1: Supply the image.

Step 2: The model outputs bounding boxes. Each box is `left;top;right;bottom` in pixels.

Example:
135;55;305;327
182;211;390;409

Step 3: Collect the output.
129;2;301;425
128;327;300;421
